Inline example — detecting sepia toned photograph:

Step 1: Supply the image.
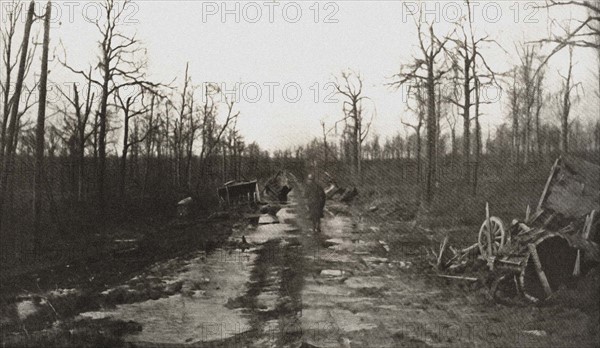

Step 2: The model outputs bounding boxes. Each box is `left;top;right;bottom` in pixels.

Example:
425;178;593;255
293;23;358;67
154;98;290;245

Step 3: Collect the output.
0;1;599;347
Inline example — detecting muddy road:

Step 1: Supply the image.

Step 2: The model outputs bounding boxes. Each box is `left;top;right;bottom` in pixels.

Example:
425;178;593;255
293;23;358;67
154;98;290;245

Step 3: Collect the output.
1;183;598;347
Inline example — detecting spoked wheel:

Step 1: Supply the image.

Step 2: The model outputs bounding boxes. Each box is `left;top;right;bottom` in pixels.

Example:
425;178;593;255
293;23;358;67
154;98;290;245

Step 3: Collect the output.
478;216;506;259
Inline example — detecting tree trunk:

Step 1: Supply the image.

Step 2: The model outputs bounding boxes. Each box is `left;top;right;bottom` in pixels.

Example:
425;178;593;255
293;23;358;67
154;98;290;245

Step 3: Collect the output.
462;56;471;184
450;127;456;167
425;60;436;206
98;60;110;216
472;77;481;195
142;95;155;199
511;70;520;174
33;1;52;252
416;129;421;182
119;100;131;200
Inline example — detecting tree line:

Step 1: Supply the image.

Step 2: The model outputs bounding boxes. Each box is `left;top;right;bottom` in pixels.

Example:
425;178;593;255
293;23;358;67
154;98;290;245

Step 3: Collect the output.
291;0;599;207
0;0;275;260
1;0;599;261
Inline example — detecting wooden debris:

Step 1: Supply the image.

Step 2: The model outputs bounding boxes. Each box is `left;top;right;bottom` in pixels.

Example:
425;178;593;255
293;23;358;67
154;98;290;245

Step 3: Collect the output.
527;243;553;299
437;235;450;270
574;210;596;276
437;274;478;281
379;240;390;253
340;187;358;203
460;243;479;256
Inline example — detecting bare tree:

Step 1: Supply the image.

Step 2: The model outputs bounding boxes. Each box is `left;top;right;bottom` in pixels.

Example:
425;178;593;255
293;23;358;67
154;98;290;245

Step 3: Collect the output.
533;68;546;158
537;1;599;115
556;47;583;153
115;87;152;199
401;83;426;183
60;0;161;216
445;2;498;187
444;96;459;166
172;63;191;188
0;0;36;226
334;70;373;183
538;1;599;58
517;44;543;164
197;84;239;185
32;0;52;252
55;78;96;202
508;69;521;167
389;11;451;206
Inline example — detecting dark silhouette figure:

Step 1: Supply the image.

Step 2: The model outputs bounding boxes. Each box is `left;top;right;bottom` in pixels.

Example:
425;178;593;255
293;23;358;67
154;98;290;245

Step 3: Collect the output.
305;174;326;232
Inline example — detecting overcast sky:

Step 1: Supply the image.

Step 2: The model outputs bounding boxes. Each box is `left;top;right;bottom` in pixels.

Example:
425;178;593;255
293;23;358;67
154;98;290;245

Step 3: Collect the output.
6;1;599;152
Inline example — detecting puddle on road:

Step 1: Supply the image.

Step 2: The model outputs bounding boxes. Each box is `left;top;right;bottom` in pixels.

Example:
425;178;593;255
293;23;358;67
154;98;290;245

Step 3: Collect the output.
246;223;296;244
82;294;249;344
322;215;353;237
246;209;299;244
78;206;302;345
80;249;256;345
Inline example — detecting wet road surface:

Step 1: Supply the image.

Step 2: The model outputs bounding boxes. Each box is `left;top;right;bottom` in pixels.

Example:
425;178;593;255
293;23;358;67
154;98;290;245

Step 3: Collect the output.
65;186;595;348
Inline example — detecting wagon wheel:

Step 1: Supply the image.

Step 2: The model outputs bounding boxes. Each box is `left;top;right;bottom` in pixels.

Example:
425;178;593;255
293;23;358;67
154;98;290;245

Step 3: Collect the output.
478;216;506;259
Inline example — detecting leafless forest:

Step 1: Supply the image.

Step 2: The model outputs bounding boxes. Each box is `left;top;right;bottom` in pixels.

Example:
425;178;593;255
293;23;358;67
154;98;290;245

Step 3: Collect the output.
0;1;599;347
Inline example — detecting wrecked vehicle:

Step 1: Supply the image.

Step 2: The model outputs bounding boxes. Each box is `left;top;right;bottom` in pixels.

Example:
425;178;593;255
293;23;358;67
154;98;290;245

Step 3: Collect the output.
217;180;261;206
262;171;293;203
322;172;358;203
479;156;600;302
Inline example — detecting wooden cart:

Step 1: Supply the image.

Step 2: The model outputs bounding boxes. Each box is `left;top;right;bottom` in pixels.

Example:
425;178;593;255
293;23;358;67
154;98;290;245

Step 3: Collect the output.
480;156;600;302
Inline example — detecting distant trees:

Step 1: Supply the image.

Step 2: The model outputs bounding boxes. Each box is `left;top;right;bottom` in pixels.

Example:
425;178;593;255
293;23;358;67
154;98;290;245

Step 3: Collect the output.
0;0;276;265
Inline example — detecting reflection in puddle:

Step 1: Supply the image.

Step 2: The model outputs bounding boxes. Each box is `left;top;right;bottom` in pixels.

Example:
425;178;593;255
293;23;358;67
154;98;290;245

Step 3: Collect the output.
79;250;256;344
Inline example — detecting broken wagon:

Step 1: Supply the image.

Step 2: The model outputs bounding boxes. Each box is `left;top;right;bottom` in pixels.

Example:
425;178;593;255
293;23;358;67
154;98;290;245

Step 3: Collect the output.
479;156;599;302
217;180;261;206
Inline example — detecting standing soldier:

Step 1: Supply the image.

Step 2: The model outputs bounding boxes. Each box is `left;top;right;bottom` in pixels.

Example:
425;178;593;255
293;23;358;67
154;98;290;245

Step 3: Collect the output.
305;174;326;232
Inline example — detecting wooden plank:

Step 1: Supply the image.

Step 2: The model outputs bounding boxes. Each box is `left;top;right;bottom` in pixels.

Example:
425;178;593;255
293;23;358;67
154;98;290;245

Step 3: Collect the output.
536;157;561;214
574;210;597;276
486;202;492;257
527;243;553;299
437;274;478;281
437;235;450;270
